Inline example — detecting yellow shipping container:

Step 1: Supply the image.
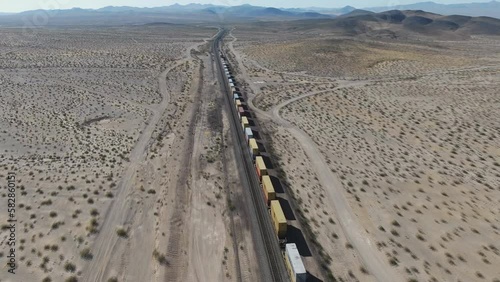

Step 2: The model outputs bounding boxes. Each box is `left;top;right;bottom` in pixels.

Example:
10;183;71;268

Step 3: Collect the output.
255;156;267;180
249;138;259;157
262;175;276;204
270;200;287;239
241;116;249;130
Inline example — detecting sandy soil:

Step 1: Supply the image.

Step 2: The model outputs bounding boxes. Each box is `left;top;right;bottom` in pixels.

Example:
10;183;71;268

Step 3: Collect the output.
227;26;500;282
0;26;259;282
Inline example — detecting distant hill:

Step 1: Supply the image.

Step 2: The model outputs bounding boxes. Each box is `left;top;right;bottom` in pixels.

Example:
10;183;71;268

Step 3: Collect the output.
366;1;500;19
285;1;500;19
338;9;375;18
204;5;331;20
282;5;355;16
268;10;500;39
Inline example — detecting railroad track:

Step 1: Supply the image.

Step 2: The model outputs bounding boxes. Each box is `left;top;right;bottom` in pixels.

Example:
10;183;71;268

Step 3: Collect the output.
211;28;289;282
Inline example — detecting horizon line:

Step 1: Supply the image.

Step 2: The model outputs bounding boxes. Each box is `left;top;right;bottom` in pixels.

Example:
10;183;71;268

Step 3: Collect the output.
0;0;497;14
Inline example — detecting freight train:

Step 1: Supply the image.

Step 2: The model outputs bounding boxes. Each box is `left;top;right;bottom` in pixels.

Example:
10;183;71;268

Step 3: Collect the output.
221;54;308;281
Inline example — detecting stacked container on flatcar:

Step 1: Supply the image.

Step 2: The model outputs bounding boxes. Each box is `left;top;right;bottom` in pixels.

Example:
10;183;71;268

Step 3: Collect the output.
261;175;276;205
238;107;245;120
255;156;267;180
270;200;287;240
249;138;259;159
285;243;307;282
241;116;249;130
245;128;253;142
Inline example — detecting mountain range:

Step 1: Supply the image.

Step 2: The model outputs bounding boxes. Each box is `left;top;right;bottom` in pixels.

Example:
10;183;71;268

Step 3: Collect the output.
365;1;500;18
0;1;499;27
1;1;499;19
288;9;500;39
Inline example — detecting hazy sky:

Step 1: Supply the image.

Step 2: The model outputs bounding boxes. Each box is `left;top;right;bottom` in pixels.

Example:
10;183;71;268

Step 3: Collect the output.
0;0;492;13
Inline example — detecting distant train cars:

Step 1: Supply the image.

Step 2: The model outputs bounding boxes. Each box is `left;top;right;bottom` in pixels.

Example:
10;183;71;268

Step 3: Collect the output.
221;55;307;281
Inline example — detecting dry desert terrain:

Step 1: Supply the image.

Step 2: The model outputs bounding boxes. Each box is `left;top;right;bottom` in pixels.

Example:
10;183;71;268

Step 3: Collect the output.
225;25;500;282
0;26;260;282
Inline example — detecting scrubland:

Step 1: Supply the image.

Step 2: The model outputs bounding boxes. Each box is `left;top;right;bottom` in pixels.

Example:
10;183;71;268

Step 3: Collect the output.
0;26;259;282
229;26;500;282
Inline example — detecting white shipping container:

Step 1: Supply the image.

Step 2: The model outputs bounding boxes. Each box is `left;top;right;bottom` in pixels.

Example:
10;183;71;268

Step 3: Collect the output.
285;243;307;282
245;128;253;140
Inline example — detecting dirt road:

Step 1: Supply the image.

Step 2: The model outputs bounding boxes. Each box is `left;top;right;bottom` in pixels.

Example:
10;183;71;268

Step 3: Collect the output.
80;61;182;281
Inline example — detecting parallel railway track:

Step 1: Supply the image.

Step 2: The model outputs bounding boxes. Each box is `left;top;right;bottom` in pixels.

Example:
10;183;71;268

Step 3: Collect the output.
212;28;289;282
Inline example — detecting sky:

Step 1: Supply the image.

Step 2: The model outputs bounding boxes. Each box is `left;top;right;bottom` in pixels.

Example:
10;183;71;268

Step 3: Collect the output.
0;0;493;13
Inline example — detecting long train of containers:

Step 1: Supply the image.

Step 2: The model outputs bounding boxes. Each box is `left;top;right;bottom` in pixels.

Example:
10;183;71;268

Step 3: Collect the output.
221;55;307;281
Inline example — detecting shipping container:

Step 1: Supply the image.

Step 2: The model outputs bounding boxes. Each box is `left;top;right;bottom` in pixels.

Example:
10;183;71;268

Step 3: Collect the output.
255;156;267;180
262;175;276;204
249;138;259;159
245;127;253;141
285;243;307;282
238;107;245;120
270;200;287;239
241;116;250;130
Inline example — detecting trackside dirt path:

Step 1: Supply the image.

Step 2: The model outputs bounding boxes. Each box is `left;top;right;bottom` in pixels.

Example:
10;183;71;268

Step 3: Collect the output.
80;62;179;282
269;88;404;282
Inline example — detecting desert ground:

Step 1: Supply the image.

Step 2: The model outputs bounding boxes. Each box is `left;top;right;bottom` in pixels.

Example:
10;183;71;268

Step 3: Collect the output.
0;26;259;282
226;25;500;282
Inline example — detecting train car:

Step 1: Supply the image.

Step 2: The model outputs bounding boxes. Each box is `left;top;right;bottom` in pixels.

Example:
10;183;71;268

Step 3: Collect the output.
285;243;307;282
241;116;250;130
255;156;267;180
261;175;276;205
238;107;245;120
249;138;259;159
270;200;287;240
245;127;253;141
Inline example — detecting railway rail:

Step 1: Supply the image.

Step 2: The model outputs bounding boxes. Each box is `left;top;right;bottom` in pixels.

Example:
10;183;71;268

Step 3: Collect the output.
212;28;289;282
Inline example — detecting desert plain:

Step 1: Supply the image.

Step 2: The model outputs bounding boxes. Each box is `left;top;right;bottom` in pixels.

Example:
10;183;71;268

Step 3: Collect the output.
0;8;499;282
224;21;500;282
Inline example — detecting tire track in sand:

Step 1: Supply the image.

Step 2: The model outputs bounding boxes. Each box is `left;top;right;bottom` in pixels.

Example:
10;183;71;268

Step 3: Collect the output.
80;61;184;282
